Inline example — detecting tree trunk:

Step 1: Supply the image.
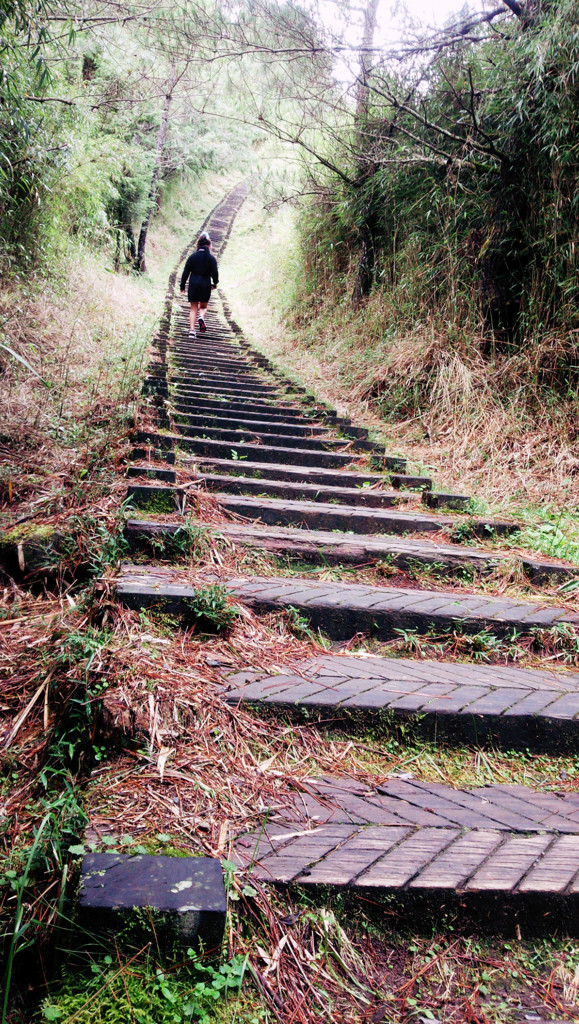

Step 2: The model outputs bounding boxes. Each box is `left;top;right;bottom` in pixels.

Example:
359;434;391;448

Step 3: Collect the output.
136;70;175;273
352;0;380;305
124;223;136;263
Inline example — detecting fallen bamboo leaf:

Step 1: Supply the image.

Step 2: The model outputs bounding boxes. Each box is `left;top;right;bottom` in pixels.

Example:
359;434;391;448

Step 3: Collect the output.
156;746;175;782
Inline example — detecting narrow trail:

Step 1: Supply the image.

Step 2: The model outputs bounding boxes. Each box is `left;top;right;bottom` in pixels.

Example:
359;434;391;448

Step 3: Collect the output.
121;183;579;936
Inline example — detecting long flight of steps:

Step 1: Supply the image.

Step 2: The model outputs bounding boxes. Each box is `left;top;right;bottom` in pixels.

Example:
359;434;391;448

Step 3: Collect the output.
119;182;579;935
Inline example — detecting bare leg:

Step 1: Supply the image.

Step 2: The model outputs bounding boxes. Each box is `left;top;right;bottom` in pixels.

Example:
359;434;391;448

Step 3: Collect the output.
189;301;198;331
197;301;209;331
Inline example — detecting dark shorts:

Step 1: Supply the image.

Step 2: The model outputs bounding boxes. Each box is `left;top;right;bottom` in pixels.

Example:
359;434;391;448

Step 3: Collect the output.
188;274;212;303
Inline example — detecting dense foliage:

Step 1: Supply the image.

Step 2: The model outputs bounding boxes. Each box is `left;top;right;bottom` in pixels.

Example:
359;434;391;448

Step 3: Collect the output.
0;0;257;275
297;0;579;362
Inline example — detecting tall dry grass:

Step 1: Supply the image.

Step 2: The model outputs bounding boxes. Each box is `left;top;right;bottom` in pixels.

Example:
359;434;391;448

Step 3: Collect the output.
221;196;579;517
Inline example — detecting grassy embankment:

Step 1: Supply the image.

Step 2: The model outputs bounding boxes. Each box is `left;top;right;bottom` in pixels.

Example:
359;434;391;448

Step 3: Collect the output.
0;170;269;1024
220;194;579;568
0;171;242;530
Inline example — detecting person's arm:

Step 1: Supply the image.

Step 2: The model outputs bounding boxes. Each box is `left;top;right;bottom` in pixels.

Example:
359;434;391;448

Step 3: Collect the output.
210;254;219;287
180;256;192;292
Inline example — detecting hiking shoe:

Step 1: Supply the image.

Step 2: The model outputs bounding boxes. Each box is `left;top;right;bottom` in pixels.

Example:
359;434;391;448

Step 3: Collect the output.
198;317;207;333
188;329;196;339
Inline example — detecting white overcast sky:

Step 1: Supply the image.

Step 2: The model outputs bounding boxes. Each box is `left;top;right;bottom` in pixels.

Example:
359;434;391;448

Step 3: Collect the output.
320;0;480;56
377;0;473;39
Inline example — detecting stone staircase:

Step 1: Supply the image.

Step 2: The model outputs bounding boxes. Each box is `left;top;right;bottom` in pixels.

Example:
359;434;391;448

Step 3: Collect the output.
118;182;579;935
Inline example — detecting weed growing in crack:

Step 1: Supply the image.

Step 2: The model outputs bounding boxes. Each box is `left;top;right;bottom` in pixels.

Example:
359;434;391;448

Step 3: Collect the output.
284;605;329;646
386;625;528;664
530;623;579;664
145;519;211;563
183;585;238;633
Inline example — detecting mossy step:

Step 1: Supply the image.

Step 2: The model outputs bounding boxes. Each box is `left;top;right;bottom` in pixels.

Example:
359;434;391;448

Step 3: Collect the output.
423;491;471;511
117;564;579;641
132;447;176;465
184;454;395;488
391;474;433;490
212;492;519;540
171;409;329;437
127;464;177;483
78;853;225;951
196;472;410;508
223;653;579;753
126;484;185;513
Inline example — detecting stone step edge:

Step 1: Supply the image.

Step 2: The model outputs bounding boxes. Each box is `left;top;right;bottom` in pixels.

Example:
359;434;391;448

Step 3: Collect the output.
221;654;579;753
233;823;579;936
181;454;396;487
135;430;407;472
123;517;577;585
116;565;579;641
213;490;520;540
196;471;412;509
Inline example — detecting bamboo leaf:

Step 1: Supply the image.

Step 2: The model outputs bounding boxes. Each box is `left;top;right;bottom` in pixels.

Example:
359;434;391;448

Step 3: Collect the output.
0;341;50;387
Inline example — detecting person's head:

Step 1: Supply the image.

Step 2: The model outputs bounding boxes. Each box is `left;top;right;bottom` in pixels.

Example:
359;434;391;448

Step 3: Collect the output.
196;232;211;249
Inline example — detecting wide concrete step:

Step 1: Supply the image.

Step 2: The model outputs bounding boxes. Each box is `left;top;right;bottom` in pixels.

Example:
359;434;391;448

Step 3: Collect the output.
125;517;572;585
212;492;518;539
233;777;579;934
174;423;371;453
196;471;411;508
223;653;579;752
176;435;389;470
170;374;279;397
172;409;329;437
116;564;579;640
171;392;320;420
171;372;277;394
183;455;397;489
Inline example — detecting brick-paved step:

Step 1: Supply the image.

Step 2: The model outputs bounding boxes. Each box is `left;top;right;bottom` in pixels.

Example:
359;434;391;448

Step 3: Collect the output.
184;455;396;489
196;472;411;507
233;777;579;934
125;518;574;584
222;653;579;752
127;464;177;484
171;392;323;421
391;473;433;490
172;396;321;425
171;409;329;438
212;492;518;539
178;435;394;470
116;564;579;640
174;423;375;454
217;523;575;583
